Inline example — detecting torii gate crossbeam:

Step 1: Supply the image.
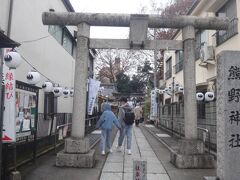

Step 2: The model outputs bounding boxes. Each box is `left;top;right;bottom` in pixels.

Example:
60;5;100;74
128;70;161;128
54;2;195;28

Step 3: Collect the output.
42;12;228;30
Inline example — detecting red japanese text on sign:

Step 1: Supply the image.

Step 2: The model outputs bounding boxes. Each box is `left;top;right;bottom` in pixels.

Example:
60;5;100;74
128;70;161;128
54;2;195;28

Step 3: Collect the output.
5;72;14;81
5;82;13;91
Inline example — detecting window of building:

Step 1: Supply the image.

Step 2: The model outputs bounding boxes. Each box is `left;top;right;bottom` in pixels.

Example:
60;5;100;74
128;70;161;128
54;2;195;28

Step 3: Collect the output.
72;42;77;59
48;25;63;44
63;28;74;54
174;50;183;73
176;103;181;115
44;92;57;119
165;98;171;115
216;0;238;45
195;30;208;60
48;25;77;58
195;31;201;60
165;57;172;80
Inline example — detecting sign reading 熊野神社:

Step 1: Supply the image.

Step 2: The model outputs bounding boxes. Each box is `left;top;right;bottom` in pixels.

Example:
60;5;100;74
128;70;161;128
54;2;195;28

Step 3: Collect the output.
217;51;240;180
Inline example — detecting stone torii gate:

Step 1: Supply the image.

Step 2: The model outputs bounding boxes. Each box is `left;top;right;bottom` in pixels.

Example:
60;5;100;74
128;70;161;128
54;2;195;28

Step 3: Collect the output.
42;12;228;168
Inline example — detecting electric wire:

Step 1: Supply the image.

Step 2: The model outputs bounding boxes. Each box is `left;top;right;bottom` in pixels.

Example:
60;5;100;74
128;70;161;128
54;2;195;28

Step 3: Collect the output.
19;26;67;44
14;48;71;88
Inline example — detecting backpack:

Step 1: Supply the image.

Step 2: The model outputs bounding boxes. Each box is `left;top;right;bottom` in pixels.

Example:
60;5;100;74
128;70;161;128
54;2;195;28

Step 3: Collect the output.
123;107;135;125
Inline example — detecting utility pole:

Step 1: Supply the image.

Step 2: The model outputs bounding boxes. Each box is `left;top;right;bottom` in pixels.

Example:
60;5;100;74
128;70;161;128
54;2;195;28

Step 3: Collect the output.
171;77;175;136
153;28;158;125
153;28;157;89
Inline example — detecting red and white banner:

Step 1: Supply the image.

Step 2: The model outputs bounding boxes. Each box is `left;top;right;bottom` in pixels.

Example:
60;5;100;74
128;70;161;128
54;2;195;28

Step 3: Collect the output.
2;48;16;143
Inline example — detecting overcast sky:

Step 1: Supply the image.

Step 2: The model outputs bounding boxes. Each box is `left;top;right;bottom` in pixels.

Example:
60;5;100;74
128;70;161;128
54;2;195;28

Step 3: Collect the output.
70;0;168;39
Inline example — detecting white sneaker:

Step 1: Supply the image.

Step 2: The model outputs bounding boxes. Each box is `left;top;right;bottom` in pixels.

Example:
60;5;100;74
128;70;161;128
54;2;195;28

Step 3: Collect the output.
127;149;132;155
116;146;121;152
109;148;113;153
101;150;105;155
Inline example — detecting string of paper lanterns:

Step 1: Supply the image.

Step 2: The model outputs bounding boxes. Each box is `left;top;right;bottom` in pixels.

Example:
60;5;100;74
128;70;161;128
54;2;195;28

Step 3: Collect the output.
155;82;215;102
4;50;74;98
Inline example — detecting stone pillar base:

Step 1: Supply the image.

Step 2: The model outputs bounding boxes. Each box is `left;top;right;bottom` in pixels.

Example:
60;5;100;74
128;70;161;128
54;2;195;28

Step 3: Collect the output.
170;139;215;168
64;137;90;153
170;151;215;168
56;137;95;168
9;171;21;180
56;149;95;168
179;139;204;154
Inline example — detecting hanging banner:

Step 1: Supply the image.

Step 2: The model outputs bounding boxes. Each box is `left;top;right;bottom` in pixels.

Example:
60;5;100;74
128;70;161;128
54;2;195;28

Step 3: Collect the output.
88;78;101;115
150;90;158;120
2;50;16;143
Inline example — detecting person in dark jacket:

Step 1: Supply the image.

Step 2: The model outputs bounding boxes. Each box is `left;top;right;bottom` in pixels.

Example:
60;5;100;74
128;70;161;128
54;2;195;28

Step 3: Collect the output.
116;97;133;155
96;103;121;155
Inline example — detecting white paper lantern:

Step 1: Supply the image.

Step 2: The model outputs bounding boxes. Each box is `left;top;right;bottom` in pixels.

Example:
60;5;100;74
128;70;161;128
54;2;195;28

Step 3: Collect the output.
178;86;184;93
26;71;41;85
168;85;172;91
155;89;160;94
205;92;215;101
63;89;70;98
42;81;53;93
4;51;22;69
70;89;74;97
53;87;63;97
160;90;165;94
196;92;204;101
174;83;180;91
165;87;172;96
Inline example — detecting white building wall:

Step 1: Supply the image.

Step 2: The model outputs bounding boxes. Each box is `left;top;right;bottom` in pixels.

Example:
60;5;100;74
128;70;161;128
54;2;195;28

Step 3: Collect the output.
0;0;76;113
0;0;10;33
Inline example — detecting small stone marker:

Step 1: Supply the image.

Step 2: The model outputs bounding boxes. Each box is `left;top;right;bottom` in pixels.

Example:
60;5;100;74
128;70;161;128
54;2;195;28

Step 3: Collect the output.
217;51;240;180
133;160;147;180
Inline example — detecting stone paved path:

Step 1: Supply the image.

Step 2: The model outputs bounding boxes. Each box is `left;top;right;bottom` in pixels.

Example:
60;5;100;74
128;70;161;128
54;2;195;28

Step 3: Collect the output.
100;126;170;180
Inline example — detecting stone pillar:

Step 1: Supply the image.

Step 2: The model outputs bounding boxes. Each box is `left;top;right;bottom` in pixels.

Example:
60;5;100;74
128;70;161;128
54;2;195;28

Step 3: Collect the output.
216;51;240;180
55;23;95;168
170;26;214;168
182;25;197;139
72;23;90;138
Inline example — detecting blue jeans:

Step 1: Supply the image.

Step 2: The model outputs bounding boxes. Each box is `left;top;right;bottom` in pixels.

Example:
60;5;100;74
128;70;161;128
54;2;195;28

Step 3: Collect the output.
100;129;112;151
118;125;132;150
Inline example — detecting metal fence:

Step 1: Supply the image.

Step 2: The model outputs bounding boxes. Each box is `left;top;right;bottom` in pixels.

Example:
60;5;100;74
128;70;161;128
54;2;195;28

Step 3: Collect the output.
174;60;183;74
158;101;216;152
2;113;99;179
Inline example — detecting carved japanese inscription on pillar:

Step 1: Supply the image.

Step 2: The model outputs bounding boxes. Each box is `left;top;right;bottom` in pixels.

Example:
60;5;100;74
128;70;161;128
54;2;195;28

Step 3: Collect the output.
217;51;240;180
